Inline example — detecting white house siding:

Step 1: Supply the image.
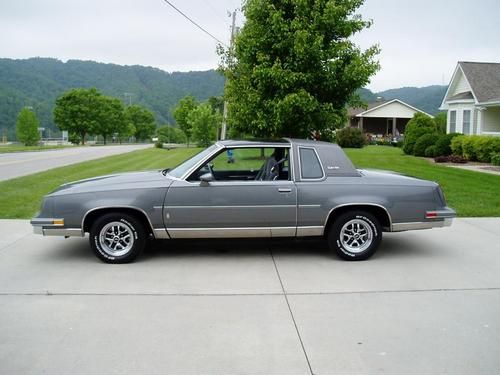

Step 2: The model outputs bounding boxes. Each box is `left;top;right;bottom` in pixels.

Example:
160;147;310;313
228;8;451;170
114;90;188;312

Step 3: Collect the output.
449;68;471;96
482;107;500;134
362;101;421;118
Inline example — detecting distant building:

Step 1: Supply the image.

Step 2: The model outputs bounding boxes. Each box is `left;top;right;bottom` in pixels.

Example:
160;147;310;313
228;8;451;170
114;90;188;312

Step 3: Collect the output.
440;61;500;136
347;99;433;137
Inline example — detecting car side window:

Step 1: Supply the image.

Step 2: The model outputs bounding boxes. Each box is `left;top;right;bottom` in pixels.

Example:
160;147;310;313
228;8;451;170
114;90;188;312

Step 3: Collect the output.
299;147;324;179
188;147;290;182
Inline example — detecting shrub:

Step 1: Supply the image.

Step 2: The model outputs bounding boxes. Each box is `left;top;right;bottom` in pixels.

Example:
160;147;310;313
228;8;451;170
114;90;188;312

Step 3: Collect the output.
402;113;436;155
451;135;466;156
414;133;438;157
154;141;163;148
434;133;461;156
491;153;500;166
461;136;478;160
336;127;367;148
425;145;438;157
473;136;500;163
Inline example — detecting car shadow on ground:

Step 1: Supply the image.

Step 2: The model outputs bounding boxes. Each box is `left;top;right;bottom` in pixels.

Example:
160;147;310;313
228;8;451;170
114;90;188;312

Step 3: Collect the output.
50;232;438;263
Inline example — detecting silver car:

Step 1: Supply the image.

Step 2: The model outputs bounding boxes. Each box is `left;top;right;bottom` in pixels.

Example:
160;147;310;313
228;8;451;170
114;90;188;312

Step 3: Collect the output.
31;139;455;263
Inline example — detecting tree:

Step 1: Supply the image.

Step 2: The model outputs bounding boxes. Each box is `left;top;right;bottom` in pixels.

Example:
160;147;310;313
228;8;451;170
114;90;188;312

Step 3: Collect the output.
188;103;219;147
173;96;198;146
434;112;447;134
156;125;186;144
219;0;380;138
16;107;40;145
125;105;156;141
54;88;103;145
117;123;135;144
93;96;125;144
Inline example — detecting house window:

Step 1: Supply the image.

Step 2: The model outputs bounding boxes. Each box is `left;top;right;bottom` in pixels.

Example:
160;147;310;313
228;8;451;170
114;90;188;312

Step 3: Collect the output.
449;111;456;133
463;110;471;134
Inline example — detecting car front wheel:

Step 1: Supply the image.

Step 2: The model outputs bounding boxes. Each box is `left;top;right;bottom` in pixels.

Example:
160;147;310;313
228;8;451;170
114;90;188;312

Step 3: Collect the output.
89;213;146;263
328;211;382;261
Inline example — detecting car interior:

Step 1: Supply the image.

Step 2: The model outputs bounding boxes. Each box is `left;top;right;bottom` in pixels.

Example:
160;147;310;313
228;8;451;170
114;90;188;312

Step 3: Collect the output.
188;147;290;182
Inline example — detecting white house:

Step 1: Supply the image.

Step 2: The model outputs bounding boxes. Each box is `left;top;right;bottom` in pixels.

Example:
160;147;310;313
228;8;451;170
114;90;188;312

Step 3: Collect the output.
347;99;433;136
440;61;500;136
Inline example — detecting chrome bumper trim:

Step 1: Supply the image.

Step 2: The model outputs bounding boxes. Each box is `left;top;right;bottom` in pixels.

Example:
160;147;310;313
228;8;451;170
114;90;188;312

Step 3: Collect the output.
391;218;453;232
296;226;324;237
32;227;84;237
30;218;65;226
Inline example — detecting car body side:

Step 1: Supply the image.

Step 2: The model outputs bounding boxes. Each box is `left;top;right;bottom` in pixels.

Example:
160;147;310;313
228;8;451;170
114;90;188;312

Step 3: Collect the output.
31;139;455;239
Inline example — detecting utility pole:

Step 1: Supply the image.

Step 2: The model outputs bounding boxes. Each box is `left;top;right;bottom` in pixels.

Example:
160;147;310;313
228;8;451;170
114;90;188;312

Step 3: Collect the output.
220;10;237;140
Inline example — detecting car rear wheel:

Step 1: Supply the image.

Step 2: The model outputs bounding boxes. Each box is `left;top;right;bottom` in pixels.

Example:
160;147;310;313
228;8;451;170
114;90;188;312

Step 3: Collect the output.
89;213;146;263
327;211;382;261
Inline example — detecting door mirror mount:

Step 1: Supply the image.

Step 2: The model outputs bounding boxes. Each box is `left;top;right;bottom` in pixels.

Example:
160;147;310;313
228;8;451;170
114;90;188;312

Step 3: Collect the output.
199;173;214;186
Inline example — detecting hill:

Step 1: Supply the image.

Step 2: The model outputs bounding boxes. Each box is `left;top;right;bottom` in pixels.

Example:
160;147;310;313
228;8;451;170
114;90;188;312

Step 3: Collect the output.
0;58;447;139
0;58;225;138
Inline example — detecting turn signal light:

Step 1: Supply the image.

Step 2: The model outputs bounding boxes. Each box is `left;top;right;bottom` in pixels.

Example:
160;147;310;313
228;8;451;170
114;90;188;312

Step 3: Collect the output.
53;219;64;226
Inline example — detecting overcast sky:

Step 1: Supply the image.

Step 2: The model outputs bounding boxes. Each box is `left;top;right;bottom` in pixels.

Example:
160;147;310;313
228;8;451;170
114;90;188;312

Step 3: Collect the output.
1;0;499;91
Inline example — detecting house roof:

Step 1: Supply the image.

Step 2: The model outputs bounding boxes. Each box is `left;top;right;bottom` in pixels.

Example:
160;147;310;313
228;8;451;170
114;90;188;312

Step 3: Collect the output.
448;91;474;101
349;99;433;118
458;62;500;103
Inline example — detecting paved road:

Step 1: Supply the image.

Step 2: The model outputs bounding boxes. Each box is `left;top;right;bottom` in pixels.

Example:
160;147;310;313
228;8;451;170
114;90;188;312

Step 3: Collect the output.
0;144;152;181
0;218;499;374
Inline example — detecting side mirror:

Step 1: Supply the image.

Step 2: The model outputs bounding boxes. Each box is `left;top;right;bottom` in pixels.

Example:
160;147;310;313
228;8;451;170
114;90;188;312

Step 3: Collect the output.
199;173;214;186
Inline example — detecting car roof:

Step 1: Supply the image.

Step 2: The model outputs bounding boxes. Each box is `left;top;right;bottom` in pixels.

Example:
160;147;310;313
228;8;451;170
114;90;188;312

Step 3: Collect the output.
216;138;338;148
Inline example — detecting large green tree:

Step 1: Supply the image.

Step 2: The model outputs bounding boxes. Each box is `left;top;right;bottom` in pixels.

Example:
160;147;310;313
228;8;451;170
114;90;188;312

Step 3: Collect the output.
54;88;103;144
16;107;40;145
173;96;198;146
188;103;219;147
94;96;125;144
220;0;380;138
125;105;156;141
156;125;186;144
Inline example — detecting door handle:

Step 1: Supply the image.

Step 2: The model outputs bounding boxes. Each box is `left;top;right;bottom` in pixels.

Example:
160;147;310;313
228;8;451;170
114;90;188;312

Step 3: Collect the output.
278;188;292;193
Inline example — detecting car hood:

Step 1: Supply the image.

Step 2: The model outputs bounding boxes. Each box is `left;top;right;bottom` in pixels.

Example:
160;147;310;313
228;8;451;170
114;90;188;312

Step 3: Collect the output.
49;170;173;195
358;169;438;187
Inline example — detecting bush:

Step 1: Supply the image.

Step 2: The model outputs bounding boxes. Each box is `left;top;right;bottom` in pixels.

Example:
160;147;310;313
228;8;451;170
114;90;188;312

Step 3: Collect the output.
425;145;438;157
336;127;367;148
414;133;438;157
451;135;466;156
491;153;500;166
402;113;436;155
434;133;461;156
154;141;163;148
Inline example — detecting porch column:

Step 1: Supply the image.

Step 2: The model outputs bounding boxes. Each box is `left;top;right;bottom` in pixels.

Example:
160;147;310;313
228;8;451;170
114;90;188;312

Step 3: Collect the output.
477;108;483;134
359;117;363;131
392;117;397;136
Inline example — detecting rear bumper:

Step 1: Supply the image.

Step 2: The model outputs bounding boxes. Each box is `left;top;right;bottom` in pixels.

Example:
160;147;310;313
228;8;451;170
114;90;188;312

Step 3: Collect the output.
31;218;84;237
391;207;455;232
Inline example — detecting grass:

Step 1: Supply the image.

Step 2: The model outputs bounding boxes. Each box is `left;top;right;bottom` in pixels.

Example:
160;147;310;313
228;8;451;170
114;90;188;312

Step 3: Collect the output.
0;144;76;153
0;145;498;219
0;147;200;219
345;146;500;217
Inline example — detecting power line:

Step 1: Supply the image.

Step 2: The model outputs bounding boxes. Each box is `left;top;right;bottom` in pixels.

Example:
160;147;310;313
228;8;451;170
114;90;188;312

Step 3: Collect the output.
160;0;227;46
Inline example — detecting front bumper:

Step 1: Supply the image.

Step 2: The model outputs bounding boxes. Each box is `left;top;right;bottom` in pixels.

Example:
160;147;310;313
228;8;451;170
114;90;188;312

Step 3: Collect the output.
31;218;84;237
391;207;456;232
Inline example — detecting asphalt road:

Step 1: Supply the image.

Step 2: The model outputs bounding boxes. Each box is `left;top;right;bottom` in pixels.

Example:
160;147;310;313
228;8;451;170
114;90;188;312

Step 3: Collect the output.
0;218;499;374
0;144;152;181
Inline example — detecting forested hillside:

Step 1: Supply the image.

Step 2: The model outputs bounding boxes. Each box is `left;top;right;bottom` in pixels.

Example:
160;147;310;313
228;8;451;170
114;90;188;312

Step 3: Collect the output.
0;58;446;139
0;58;225;138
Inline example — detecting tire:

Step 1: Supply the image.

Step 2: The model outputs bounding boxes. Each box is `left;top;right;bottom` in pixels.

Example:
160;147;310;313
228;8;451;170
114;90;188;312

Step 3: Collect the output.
327;211;382;261
89;212;146;263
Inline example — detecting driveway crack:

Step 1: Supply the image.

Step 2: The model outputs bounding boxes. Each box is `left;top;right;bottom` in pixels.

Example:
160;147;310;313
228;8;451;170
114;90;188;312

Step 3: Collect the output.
270;248;315;375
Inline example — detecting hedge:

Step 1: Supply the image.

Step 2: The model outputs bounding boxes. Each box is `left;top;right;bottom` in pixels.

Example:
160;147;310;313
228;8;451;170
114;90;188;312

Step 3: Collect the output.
451;135;500;163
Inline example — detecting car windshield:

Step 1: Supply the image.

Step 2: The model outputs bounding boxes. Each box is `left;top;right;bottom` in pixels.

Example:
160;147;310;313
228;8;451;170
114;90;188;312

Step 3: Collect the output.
167;144;219;179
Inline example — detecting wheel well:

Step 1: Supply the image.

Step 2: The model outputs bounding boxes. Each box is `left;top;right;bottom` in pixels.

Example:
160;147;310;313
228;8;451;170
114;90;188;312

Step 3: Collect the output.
83;207;154;235
324;205;392;234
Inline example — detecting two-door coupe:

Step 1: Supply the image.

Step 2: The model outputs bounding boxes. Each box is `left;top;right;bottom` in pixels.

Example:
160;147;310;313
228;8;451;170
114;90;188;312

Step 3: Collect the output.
31;139;455;263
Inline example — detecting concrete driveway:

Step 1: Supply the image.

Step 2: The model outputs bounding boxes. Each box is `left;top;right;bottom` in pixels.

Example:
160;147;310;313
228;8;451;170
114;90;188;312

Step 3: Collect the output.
0;144;151;181
0;218;499;374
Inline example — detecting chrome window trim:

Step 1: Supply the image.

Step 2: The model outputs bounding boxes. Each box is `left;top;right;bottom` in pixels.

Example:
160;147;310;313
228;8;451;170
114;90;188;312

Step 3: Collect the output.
182;144;294;183
297;146;325;181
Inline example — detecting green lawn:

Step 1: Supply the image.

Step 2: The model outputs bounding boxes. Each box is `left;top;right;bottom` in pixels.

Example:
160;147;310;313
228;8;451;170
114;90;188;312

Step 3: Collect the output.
345;146;500;217
0;144;76;153
0;145;498;219
0;147;200;219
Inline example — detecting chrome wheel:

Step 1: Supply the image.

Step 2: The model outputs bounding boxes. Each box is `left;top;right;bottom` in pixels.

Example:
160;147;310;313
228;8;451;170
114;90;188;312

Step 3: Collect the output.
99;221;135;257
340;219;373;254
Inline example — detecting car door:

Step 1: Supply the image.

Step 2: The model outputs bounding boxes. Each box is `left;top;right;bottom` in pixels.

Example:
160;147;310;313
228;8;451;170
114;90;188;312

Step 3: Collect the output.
164;146;297;238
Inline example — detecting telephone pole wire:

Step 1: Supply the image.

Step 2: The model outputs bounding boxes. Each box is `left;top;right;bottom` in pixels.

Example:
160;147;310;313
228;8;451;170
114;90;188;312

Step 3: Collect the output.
220;10;237;140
